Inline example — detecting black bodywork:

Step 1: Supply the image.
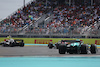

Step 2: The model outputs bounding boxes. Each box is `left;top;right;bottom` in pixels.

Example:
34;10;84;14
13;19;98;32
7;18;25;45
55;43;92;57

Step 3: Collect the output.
12;39;24;47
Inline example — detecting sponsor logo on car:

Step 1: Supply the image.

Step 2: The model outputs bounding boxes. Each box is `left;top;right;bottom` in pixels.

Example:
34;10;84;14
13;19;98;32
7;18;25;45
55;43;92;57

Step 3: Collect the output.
35;39;52;44
95;40;100;45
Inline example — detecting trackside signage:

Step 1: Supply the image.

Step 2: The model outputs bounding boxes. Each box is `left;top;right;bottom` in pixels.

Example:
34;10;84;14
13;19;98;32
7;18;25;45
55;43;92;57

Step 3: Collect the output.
0;38;100;45
95;40;100;45
35;39;52;44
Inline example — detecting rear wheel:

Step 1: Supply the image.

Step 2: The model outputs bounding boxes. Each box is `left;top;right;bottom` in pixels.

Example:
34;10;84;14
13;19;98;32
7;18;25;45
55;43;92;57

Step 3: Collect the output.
81;44;88;54
2;44;6;47
48;42;53;49
20;43;24;47
59;45;66;54
90;44;97;54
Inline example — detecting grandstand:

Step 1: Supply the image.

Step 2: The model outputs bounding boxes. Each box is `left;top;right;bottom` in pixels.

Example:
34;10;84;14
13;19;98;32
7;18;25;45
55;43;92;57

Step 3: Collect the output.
0;0;100;38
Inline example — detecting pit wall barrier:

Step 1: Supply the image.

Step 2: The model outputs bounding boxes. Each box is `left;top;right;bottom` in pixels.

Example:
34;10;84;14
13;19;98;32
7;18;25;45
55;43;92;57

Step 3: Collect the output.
0;38;100;45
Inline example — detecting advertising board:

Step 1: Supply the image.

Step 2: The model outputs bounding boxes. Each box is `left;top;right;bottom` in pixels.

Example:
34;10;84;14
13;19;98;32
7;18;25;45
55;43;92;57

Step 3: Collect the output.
0;38;100;45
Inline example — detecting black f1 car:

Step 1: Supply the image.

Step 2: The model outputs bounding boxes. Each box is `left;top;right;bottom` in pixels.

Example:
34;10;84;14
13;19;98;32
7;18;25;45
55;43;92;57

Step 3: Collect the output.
48;41;60;49
48;40;97;54
0;39;24;47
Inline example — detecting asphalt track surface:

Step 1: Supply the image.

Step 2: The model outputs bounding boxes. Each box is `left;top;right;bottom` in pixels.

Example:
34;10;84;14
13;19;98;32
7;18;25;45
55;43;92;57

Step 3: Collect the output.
0;45;100;57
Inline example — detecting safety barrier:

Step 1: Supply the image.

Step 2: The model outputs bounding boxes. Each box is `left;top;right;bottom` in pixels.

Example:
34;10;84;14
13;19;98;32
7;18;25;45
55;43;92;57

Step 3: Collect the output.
0;38;100;45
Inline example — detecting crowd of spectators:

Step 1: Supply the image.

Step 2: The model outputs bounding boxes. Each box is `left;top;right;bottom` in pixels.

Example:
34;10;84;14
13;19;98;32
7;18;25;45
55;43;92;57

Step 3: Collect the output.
0;0;100;35
44;3;100;35
0;0;57;33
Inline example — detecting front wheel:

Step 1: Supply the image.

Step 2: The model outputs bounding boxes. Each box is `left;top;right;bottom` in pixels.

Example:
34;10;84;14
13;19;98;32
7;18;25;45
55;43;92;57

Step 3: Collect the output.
81;44;88;54
59;45;66;54
90;44;97;54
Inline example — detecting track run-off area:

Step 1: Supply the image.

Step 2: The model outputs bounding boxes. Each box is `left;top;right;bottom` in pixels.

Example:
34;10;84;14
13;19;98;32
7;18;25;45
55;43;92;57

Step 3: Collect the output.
0;44;100;67
0;44;100;56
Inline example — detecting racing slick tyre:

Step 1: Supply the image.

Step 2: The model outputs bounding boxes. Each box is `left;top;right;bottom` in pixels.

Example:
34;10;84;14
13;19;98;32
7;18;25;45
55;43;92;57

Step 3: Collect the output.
20;43;24;47
59;45;66;54
2;44;6;47
81;44;88;54
90;44;97;54
48;42;53;49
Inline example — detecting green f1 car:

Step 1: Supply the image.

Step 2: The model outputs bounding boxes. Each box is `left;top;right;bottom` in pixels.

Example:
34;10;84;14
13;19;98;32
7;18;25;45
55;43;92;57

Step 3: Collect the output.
48;39;97;54
58;40;97;54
